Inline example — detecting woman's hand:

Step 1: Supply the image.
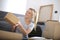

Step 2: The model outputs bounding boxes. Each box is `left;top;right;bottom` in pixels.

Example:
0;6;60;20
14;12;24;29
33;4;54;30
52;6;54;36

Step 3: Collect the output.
17;21;22;26
12;22;19;31
13;23;19;28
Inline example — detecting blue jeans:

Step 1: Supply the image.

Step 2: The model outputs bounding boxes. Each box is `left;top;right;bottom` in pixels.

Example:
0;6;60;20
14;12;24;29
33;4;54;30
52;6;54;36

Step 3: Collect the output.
22;35;28;40
15;27;28;40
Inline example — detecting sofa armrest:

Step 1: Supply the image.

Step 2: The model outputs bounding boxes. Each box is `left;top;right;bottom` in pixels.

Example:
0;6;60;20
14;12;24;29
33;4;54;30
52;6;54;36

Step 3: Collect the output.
0;30;22;39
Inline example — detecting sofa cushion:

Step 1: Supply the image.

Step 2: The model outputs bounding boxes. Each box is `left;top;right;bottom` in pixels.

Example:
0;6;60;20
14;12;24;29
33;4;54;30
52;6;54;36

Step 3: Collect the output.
0;30;22;39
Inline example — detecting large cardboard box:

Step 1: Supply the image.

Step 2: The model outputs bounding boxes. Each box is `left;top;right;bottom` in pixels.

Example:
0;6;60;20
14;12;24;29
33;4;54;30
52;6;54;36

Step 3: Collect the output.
42;20;60;40
4;12;20;26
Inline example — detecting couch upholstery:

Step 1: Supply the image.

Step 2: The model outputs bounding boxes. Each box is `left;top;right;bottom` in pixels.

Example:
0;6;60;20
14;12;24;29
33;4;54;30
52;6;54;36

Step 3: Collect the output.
0;30;22;39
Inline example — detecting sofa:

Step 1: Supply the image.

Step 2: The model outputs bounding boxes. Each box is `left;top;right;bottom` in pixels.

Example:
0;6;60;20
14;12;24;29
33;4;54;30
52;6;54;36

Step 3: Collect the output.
0;30;22;39
0;11;43;39
0;11;24;39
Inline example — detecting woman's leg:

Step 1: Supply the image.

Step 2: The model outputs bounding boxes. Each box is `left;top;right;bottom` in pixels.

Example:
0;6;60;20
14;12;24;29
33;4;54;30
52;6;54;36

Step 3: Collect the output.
15;27;28;40
22;35;28;40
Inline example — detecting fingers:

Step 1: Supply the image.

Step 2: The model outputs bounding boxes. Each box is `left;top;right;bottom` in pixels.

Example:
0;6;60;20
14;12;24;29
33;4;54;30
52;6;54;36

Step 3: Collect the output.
15;23;19;26
12;23;19;31
13;23;19;28
18;22;22;26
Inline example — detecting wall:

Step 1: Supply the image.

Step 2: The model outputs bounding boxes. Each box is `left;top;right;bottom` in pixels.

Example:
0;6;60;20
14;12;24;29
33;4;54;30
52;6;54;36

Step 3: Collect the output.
0;0;27;15
0;0;5;11
0;0;60;21
26;0;60;21
58;0;60;22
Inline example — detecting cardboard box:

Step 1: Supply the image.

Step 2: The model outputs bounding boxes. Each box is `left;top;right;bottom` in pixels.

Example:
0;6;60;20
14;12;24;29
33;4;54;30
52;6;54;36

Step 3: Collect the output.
42;20;60;40
4;12;20;26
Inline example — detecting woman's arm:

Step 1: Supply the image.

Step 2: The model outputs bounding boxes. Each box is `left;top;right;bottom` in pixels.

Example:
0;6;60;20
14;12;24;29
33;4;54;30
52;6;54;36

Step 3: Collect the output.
18;22;32;35
12;22;33;35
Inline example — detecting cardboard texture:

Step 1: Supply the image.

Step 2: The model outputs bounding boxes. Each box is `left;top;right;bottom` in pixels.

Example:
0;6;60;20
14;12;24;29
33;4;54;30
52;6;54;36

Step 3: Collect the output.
42;21;60;40
4;13;20;25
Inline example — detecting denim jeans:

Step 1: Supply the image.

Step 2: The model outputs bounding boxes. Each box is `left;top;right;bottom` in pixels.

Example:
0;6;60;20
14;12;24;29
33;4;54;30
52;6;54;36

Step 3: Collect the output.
15;27;28;40
22;35;28;40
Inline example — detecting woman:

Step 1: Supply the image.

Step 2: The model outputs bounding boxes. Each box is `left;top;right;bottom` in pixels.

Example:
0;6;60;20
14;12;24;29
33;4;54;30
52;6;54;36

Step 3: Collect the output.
12;8;36;40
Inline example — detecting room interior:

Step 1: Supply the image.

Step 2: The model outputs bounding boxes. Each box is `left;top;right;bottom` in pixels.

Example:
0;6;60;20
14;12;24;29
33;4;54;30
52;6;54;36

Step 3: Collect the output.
0;0;60;40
